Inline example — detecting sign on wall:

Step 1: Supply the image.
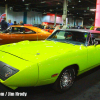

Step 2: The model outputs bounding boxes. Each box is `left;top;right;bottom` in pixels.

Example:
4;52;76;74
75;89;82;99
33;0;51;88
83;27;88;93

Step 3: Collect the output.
0;13;6;23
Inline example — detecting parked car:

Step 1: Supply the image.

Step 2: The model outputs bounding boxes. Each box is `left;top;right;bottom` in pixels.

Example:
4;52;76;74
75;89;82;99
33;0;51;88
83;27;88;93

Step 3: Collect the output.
0;25;51;44
44;28;54;33
0;29;100;92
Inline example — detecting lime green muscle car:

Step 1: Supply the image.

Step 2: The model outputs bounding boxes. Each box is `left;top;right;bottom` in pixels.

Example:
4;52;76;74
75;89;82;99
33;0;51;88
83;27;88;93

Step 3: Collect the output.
0;29;100;92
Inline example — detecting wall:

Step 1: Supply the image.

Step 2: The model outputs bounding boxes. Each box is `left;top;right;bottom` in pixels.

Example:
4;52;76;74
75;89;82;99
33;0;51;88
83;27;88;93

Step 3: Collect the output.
0;7;5;15
42;14;62;24
68;17;74;27
0;7;82;26
0;7;23;24
0;7;43;24
27;11;42;24
7;8;23;24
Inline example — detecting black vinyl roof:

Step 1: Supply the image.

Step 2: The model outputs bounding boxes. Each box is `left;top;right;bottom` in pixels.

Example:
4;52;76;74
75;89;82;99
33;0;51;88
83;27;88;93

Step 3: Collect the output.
58;29;100;34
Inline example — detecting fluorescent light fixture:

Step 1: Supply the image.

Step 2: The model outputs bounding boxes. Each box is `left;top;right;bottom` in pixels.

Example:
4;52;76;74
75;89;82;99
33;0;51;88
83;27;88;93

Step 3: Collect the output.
24;4;29;5
78;0;81;2
90;9;96;11
50;9;53;11
57;2;60;5
84;10;86;12
43;12;47;14
41;1;46;3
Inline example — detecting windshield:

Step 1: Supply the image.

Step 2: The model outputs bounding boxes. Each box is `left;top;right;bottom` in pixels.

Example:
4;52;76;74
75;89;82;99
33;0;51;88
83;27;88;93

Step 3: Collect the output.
47;30;89;46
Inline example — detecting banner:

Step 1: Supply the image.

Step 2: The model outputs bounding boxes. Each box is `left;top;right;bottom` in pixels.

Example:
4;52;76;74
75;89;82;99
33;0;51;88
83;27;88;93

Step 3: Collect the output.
0;13;6;23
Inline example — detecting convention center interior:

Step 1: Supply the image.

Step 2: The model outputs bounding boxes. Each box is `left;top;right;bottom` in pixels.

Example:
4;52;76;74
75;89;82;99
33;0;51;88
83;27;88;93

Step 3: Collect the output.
0;0;100;100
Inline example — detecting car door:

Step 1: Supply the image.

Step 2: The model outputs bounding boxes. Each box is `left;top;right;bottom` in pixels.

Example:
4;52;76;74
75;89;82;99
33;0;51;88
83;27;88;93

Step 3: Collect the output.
87;33;100;68
92;33;100;63
23;28;38;41
10;33;25;43
8;27;25;43
24;28;47;41
87;45;97;67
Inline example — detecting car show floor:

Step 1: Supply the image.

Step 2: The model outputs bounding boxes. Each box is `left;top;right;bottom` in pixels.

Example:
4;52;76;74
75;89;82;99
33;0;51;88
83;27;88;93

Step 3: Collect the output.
0;66;100;100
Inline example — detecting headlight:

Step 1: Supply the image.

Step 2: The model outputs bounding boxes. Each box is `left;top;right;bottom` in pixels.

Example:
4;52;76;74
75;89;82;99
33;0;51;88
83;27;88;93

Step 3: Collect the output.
0;61;19;81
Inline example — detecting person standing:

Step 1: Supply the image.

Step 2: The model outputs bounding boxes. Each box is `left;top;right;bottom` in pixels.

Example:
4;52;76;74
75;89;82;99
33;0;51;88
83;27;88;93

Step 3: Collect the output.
8;19;13;26
1;17;8;31
20;21;24;25
14;21;17;25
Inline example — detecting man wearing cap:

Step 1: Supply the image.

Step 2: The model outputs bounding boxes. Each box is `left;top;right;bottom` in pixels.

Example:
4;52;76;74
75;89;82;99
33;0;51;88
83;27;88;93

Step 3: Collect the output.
1;17;8;31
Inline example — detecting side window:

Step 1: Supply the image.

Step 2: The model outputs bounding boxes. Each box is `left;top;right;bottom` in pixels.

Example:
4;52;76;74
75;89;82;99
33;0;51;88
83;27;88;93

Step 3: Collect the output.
10;27;36;34
24;28;36;34
11;27;24;33
90;33;100;45
64;32;72;40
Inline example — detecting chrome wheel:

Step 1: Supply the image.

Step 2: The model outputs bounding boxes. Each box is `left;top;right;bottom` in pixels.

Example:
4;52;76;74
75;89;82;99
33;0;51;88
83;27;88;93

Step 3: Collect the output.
60;71;73;89
53;68;75;92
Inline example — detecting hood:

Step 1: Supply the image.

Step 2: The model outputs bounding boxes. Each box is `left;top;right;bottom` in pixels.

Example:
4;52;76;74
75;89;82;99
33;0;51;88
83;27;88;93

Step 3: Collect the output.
0;40;81;62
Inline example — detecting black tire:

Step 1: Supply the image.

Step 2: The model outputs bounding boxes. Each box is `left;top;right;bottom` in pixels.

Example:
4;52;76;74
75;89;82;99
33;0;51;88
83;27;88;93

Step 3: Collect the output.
53;68;75;93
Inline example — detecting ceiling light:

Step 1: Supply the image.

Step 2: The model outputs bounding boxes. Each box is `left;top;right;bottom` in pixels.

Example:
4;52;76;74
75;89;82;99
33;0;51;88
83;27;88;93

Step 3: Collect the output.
78;0;81;2
41;1;46;3
10;7;13;10
57;2;60;5
90;9;96;11
43;12;47;14
83;13;89;15
24;4;29;5
84;10;86;12
50;9;53;11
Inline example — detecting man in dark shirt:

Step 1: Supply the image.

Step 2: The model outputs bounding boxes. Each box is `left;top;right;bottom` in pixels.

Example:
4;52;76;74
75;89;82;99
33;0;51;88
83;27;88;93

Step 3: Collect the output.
1;17;8;31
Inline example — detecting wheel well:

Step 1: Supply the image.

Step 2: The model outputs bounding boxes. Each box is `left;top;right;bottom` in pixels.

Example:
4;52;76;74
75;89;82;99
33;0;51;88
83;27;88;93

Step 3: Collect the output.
62;64;79;76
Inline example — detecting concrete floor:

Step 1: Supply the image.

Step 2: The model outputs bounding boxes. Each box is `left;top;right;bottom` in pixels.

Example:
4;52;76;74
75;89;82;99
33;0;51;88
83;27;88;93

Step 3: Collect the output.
0;66;100;100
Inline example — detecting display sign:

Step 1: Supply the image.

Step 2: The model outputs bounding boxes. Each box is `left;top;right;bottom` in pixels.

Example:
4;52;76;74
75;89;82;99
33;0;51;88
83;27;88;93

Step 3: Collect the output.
0;13;6;23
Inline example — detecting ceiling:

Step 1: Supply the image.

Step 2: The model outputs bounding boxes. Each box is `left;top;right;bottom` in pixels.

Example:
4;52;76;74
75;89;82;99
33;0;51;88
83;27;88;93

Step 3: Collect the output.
0;0;96;19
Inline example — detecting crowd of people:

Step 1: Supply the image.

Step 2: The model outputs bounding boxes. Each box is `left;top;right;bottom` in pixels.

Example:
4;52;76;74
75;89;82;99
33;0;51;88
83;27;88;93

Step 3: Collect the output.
0;17;97;32
0;17;23;31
